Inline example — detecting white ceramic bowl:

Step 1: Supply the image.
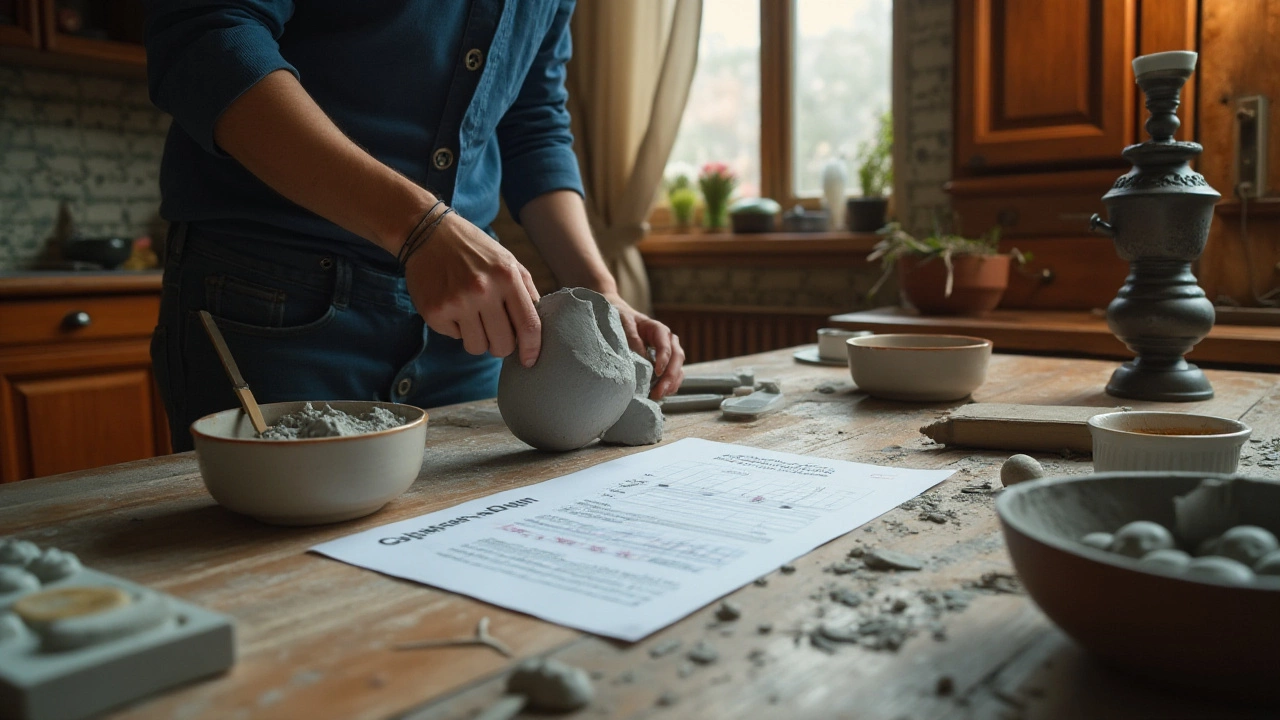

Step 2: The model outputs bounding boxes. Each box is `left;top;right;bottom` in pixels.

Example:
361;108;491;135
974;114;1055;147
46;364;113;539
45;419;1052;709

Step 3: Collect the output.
1087;411;1251;473
191;401;428;526
846;334;993;402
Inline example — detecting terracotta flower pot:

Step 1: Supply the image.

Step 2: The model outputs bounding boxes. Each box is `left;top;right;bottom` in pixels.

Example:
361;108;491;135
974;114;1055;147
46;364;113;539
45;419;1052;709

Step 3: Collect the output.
896;254;1011;315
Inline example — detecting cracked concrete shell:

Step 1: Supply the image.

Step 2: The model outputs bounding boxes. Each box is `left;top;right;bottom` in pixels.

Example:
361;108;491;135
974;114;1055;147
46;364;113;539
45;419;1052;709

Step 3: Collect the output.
498;288;635;451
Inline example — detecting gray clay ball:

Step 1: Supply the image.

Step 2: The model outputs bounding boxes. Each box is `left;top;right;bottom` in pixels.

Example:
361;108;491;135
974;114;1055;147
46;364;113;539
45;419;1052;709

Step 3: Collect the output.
1183;556;1255;585
0;538;39;567
1254;549;1280;577
0;565;41;594
1080;532;1114;551
1108;521;1176;558
1215;525;1279;567
26;548;81;583
1137;548;1192;573
1000;455;1045;487
506;658;594;712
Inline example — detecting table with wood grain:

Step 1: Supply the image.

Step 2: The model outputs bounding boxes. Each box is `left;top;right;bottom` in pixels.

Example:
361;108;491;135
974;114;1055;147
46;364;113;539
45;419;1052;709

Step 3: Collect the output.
3;348;1278;720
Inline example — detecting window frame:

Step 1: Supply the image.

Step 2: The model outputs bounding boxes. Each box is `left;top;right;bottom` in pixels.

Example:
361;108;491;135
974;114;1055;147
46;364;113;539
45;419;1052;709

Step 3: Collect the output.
653;0;884;231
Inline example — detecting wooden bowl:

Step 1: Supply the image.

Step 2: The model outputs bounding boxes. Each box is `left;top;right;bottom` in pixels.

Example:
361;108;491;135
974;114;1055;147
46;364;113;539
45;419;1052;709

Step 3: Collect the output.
996;472;1280;704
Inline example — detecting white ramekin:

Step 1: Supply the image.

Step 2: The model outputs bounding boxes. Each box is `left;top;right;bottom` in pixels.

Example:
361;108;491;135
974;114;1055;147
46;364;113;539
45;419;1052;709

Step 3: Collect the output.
1087;411;1251;473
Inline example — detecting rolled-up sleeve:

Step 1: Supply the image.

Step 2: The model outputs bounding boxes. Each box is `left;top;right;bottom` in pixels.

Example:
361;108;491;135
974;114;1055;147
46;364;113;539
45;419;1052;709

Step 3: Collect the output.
144;0;298;155
496;0;584;221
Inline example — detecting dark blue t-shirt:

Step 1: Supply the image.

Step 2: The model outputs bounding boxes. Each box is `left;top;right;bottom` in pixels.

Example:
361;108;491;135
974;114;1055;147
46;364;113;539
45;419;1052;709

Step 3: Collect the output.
145;0;584;263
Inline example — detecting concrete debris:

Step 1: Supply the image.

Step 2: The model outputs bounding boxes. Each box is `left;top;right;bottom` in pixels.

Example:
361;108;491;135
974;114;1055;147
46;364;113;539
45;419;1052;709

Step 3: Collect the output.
715;601;742;622
687;641;719;665
863;549;925;571
648;639;682;658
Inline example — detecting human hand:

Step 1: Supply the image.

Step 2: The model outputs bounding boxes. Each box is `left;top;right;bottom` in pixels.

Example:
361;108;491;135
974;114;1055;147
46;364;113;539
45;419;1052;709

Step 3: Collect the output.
404;211;542;366
603;292;686;399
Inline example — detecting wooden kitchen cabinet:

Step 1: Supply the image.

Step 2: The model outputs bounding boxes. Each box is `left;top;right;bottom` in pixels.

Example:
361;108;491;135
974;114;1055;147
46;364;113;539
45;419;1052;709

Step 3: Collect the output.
0;273;169;482
0;0;40;48
950;0;1199;310
0;0;144;73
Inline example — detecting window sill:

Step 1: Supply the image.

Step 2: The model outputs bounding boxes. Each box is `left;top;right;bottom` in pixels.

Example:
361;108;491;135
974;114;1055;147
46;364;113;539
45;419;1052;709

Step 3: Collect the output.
637;230;879;267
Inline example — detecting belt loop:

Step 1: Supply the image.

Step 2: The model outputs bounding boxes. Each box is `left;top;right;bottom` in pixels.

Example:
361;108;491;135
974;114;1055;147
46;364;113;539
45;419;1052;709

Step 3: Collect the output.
333;257;353;310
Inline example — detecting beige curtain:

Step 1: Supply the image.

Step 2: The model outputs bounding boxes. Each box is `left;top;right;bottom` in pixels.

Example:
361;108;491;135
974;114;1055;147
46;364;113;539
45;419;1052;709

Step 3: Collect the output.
567;0;702;314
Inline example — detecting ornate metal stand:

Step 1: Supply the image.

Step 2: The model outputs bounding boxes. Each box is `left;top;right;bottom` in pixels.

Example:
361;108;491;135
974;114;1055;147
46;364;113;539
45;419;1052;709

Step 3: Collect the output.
1090;51;1218;401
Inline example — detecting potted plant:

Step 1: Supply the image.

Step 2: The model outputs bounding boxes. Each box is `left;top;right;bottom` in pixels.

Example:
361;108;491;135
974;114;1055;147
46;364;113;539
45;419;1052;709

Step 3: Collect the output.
663;163;698;229
867;221;1027;315
698;162;737;231
847;110;893;233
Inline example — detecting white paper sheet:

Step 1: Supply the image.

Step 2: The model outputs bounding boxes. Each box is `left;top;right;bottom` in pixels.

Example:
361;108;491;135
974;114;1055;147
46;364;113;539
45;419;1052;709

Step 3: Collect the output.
311;438;953;641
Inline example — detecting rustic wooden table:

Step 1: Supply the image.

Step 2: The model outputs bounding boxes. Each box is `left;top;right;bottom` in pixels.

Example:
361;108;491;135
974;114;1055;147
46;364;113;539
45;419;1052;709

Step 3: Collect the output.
3;348;1279;720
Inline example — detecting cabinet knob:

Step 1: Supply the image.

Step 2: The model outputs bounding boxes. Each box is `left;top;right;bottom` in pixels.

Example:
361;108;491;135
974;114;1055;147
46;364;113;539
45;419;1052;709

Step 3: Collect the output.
62;311;91;330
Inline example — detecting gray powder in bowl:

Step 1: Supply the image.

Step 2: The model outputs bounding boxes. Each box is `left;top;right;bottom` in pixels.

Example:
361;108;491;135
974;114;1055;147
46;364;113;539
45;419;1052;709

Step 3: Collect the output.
259;402;405;440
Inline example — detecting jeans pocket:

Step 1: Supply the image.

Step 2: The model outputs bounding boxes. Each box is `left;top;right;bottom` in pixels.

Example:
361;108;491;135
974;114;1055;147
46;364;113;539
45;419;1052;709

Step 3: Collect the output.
202;273;338;338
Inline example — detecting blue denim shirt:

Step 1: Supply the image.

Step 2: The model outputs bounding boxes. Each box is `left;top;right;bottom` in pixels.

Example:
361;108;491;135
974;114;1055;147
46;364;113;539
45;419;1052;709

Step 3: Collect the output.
145;0;583;263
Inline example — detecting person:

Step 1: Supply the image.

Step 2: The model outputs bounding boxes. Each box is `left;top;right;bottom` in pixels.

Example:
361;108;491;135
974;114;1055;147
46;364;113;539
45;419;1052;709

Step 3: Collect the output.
143;1;685;450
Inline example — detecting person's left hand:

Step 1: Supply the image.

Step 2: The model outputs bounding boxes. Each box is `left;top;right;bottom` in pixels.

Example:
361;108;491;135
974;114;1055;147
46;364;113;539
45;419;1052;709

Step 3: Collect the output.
603;292;685;400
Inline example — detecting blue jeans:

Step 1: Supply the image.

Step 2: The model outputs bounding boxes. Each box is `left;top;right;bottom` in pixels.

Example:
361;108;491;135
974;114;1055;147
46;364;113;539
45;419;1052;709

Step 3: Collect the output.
151;222;500;451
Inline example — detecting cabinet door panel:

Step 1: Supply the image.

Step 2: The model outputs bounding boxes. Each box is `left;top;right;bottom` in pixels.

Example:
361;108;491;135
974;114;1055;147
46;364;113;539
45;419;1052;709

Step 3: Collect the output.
14;369;156;478
957;0;1136;171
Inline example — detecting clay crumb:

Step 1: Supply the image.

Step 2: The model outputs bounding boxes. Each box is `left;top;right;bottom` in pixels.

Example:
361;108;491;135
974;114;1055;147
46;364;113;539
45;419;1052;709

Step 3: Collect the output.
830;588;864;607
936;676;955;696
506;658;594;712
809;631;839;654
847;546;866;558
780;564;797;574
614;671;635;685
863;549;924;572
924;512;948;524
649;639;682;658
656;691;680;707
828;560;861;575
687;641;719;665
968;572;1022;594
757;622;773;634
753;577;769;587
715;601;742;622
677;662;695;679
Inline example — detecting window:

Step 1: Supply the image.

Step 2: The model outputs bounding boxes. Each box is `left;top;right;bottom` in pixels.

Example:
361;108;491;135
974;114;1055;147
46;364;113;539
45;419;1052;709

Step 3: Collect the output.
659;0;893;227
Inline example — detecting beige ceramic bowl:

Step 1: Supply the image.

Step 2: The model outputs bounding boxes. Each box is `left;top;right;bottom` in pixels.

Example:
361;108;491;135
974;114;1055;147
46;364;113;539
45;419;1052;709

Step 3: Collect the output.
1088;411;1250;473
191;401;428;526
997;472;1280;704
846;334;992;401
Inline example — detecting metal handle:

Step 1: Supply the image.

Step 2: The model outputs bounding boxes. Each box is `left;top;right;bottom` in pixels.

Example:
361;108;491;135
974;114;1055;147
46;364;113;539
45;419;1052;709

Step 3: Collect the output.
1089;213;1115;237
62;311;91;329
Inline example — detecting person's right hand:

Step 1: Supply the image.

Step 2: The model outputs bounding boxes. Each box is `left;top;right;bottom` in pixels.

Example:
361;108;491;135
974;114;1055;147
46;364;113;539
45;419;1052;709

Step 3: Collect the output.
403;211;542;367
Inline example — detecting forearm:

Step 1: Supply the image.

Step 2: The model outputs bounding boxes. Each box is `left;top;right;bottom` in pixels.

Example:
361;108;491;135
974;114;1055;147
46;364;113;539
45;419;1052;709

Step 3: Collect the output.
213;70;432;255
518;191;617;294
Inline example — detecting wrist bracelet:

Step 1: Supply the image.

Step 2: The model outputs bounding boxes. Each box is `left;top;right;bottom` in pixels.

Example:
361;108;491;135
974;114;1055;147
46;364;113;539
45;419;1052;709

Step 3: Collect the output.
397;201;445;268
398;206;455;270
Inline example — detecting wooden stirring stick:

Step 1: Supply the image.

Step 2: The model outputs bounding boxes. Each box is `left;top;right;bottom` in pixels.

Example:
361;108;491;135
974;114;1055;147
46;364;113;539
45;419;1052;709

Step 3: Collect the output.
198;310;269;435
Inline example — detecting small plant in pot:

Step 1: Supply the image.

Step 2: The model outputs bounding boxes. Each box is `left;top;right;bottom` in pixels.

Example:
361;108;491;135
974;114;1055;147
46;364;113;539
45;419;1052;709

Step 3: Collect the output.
847;110;892;233
867;222;1027;316
663;162;698;229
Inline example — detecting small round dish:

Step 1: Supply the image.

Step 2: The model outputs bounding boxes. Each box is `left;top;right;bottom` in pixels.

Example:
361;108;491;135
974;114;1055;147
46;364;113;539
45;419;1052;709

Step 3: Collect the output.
793;346;846;366
846;334;992;401
191;401;428;526
1088;411;1251;473
996;472;1280;703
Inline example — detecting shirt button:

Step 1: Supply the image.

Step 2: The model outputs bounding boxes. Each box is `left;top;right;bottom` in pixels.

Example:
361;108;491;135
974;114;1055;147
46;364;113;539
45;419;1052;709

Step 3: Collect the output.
433;147;454;170
465;48;484;71
396;378;413;396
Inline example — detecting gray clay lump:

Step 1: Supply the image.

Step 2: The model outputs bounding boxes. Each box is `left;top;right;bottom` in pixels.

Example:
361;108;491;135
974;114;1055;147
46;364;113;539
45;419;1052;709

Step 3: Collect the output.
499;288;662;450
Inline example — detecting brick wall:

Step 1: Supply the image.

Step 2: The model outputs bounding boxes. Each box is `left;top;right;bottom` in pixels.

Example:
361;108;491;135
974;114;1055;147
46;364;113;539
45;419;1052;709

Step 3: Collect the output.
897;0;953;237
0;67;169;270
